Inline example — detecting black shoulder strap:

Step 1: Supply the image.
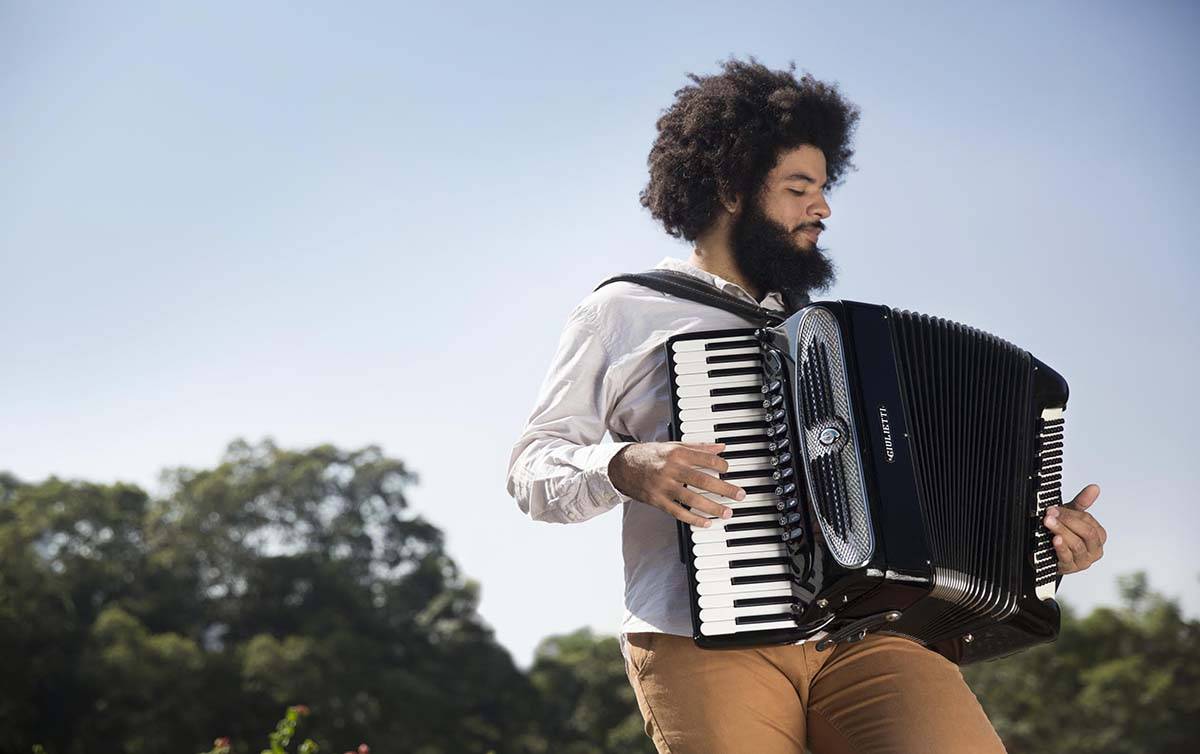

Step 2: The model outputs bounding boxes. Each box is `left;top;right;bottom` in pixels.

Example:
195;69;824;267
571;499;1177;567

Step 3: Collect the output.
594;269;803;326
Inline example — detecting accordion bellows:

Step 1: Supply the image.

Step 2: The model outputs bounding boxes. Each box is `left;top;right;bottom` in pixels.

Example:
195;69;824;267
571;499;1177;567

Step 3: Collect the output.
666;300;1068;664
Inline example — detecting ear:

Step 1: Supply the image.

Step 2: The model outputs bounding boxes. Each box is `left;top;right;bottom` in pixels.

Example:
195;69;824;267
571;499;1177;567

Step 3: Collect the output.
719;192;741;215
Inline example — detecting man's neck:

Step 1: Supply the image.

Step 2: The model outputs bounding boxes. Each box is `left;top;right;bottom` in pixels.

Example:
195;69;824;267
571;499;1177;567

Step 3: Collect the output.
688;238;763;302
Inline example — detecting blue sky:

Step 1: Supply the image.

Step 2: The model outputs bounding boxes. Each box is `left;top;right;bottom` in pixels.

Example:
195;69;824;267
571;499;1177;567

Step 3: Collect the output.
2;1;1197;667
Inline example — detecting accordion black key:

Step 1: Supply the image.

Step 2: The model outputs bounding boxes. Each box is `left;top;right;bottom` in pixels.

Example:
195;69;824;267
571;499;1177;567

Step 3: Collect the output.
665;300;1068;664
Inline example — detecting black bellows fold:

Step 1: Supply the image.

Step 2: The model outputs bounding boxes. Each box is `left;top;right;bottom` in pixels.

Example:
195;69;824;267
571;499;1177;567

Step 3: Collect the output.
888;311;1034;644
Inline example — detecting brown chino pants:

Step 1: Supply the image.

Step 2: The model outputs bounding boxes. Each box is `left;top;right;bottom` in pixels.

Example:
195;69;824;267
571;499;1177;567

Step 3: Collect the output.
624;632;1006;754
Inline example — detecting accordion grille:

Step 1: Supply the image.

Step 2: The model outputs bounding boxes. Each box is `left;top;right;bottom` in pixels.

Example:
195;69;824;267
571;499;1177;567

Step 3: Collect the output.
794;307;874;568
889;310;1034;641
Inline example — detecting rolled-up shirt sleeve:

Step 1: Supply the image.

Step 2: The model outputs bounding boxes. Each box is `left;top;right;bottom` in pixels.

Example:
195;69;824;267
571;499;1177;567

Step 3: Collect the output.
506;303;635;523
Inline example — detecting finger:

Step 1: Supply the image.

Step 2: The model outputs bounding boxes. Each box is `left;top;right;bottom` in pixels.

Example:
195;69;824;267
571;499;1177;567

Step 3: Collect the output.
1052;506;1107;549
1049;523;1078;574
677;442;726;457
677;445;730;474
1065;483;1100;512
1045;513;1088;568
676;486;733;520
653;494;714;528
678;466;746;501
682;442;727;453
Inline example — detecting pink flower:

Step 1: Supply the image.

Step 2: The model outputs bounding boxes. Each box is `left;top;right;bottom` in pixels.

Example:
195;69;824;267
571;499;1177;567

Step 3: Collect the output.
358;746;370;754
214;738;231;747
290;704;311;716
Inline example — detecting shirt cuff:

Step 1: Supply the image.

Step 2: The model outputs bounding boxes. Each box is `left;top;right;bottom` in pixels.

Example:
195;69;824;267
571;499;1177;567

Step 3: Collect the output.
578;441;636;516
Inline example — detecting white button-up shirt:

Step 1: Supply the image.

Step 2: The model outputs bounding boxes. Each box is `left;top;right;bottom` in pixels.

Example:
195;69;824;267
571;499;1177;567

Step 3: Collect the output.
506;256;789;639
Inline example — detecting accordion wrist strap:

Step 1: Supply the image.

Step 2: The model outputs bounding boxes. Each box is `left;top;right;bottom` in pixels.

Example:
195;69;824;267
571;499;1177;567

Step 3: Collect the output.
594;269;802;325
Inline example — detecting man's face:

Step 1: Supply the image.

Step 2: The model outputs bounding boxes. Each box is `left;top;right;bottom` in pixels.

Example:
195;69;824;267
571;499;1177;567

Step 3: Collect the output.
729;144;836;297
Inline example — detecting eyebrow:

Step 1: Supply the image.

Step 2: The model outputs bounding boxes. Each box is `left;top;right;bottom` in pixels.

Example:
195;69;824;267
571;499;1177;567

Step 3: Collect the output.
784;173;828;188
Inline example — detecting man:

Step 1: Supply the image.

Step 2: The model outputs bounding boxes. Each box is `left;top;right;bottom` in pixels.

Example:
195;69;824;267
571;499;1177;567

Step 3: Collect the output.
506;58;1106;754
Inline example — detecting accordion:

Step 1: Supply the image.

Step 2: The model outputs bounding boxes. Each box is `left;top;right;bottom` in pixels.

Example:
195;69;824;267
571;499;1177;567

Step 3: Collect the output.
666;300;1068;664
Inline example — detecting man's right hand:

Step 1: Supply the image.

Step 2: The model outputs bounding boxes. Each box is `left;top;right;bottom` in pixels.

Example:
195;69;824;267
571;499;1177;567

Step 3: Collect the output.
608;442;746;527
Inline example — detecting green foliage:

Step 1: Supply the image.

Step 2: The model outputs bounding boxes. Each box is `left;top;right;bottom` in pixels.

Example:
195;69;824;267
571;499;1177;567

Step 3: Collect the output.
257;705;316;754
525;629;653;754
4;444;1198;754
0;439;535;754
195;706;322;754
962;572;1200;754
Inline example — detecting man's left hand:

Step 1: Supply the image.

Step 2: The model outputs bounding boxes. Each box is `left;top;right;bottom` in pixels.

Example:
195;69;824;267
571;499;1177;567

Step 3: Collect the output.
1045;483;1106;575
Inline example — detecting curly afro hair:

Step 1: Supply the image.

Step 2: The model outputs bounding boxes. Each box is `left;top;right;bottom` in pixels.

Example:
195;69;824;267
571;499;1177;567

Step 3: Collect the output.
640;57;861;241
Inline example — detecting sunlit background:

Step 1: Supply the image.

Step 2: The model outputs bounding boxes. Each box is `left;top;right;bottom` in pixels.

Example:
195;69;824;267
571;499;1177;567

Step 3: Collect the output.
3;0;1197;668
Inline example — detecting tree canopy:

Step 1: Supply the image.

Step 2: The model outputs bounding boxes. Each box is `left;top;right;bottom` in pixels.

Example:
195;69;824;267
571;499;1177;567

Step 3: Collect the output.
0;439;536;754
962;572;1200;754
1;439;1195;753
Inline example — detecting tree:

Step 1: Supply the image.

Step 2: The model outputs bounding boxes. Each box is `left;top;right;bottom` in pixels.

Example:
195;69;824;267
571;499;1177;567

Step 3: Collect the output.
525;629;652;754
0;439;538;754
5;442;1198;753
963;572;1200;754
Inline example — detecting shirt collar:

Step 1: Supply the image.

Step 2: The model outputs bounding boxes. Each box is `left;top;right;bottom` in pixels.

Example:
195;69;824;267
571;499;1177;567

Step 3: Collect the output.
653;256;786;312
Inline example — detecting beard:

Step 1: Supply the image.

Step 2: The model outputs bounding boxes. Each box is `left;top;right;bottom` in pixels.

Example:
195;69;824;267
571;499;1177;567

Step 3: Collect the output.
729;194;837;300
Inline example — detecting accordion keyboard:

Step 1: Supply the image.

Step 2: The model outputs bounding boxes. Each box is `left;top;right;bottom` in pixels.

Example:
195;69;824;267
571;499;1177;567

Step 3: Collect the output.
1033;407;1066;599
670;333;804;637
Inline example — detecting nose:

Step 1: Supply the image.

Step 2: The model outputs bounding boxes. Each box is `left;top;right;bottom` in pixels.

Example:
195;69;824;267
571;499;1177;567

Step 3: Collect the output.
812;193;831;221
